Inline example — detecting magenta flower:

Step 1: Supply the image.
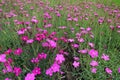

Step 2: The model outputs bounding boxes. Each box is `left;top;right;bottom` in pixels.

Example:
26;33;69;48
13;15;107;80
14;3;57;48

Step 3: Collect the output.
88;49;98;58
37;53;47;60
25;73;35;80
105;67;112;75
55;54;65;64
4;49;12;55
51;63;60;72
32;67;41;75
17;30;25;35
78;38;84;43
31;18;38;24
73;61;80;68
78;49;88;54
5;65;13;73
88;42;94;48
90;60;98;67
47;39;57;48
91;67;97;73
14;48;23;55
44;24;52;28
21;36;29;41
0;54;6;63
68;39;74;42
46;68;53;76
5;78;12;80
31;57;39;63
13;67;22;76
118;67;120;73
73;57;79;61
26;39;34;44
101;54;110;61
42;42;49;47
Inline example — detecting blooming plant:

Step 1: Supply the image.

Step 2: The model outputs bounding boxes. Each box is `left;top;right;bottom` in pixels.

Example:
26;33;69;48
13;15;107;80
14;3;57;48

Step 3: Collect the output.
0;0;120;80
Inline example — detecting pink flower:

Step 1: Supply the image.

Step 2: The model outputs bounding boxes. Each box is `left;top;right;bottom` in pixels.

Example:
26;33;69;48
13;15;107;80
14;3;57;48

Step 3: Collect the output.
42;42;49;47
32;67;41;75
78;49;88;54
14;48;23;55
88;42;94;48
68;39;74;42
46;68;53;76
91;67;97;73
101;54;110;61
72;44;79;48
5;65;13;73
47;39;57;48
31;57;39;63
44;24;52;28
88;49;98;58
37;53;47;60
17;29;25;35
73;17;78;22
4;49;12;54
90;60;98;67
31;18;38;24
73;61;80;68
105;67;112;75
26;39;34;44
13;67;22;76
73;57;79;61
25;73;35;80
78;38;84;43
51;63;60;72
0;54;6;63
55;54;65;64
118;67;120;73
21;36;29;41
5;78;12;80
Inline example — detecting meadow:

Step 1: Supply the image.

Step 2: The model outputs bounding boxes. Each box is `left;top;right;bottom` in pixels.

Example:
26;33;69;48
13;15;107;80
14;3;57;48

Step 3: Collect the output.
0;0;120;80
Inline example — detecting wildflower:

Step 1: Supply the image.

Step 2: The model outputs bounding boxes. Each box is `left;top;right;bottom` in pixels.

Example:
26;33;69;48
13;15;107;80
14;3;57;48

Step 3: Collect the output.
105;68;112;74
88;42;94;48
47;39;57;48
73;57;79;61
78;49;88;54
46;68;53;76
68;39;74;42
31;18;38;24
32;67;41;75
25;73;35;80
91;67;97;73
118;67;120;73
105;67;112;75
51;63;60;72
101;54;110;61
14;48;23;55
90;60;98;67
5;78;12;80
44;24;52;28
78;38;84;43
73;61;80;68
42;42;49;47
5;65;13;73
37;53;47;60
21;36;29;41
88;49;98;58
13;67;22;76
31;57;39;63
26;39;34;44
4;49;12;55
55;54;65;64
0;54;6;63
